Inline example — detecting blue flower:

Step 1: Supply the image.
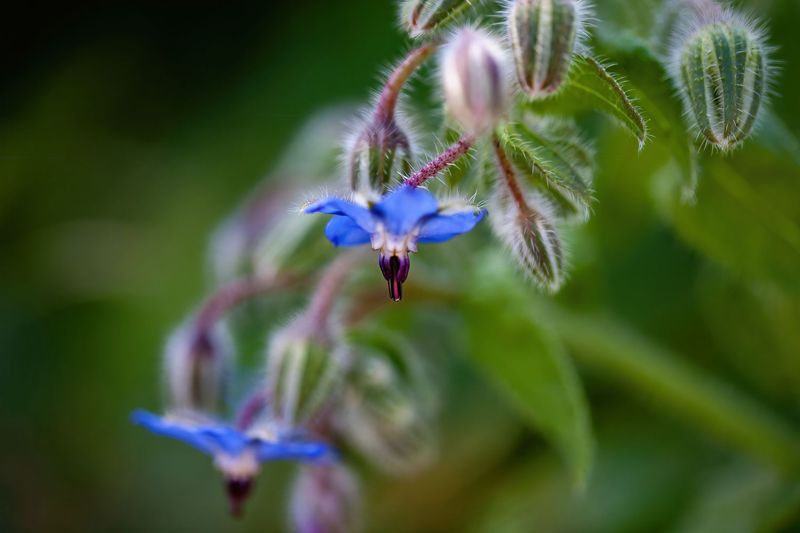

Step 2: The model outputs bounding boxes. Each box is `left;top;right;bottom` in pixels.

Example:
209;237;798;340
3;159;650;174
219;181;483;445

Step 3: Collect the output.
306;185;486;301
132;409;334;515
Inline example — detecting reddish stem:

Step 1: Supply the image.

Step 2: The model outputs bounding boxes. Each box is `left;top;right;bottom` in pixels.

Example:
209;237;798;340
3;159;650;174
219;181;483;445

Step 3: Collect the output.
305;250;365;330
235;391;269;430
404;135;475;188
374;43;437;125
194;276;300;334
492;135;531;215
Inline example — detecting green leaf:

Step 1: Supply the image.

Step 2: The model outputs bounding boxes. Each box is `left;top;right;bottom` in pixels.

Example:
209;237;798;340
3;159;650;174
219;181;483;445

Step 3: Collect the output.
542;304;800;474
593;30;699;200
652;156;800;294
498;116;595;222
675;462;800;533
463;254;594;487
525;55;648;149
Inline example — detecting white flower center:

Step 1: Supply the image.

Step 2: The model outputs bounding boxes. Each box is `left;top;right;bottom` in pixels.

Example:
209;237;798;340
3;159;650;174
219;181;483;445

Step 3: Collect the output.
370;223;418;255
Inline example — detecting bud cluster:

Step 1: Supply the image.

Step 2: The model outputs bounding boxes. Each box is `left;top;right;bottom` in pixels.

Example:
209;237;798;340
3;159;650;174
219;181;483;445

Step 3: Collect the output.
134;0;779;528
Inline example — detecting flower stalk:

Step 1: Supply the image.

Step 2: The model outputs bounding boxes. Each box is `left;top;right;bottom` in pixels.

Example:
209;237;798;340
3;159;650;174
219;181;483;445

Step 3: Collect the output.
374;43;438;125
404;135;474;188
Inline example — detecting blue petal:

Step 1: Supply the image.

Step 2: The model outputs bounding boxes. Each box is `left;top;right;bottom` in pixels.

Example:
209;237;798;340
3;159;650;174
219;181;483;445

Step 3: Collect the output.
255;440;335;463
324;216;372;246
417;208;487;243
372;186;439;236
305;197;376;233
131;410;215;455
199;426;252;456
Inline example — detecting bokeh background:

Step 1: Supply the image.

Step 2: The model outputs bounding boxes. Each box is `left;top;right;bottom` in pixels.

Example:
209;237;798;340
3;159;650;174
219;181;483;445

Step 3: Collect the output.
2;1;800;531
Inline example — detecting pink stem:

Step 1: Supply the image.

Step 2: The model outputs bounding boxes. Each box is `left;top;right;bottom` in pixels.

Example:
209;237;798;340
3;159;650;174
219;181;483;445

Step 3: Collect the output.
235;391;269;430
305;251;365;330
374;43;437;125
191;275;302;351
404;135;474;188
492;135;532;216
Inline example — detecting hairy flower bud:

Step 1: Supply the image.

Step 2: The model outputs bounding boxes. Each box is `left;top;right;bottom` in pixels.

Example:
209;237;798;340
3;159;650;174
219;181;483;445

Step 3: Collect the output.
335;338;436;474
669;9;771;150
164;322;231;414
441;28;510;134
402;0;474;38
347;118;413;193
290;464;361;533
266;318;344;427
507;0;588;98
490;186;565;291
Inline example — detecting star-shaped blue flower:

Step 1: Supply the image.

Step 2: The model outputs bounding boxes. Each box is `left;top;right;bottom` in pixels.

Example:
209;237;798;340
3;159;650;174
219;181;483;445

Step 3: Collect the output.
305;185;486;301
132;409;334;515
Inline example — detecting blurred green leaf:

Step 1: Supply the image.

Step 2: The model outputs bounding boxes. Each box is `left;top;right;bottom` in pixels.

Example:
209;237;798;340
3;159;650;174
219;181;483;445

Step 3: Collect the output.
652;156;800;294
525;55;648;149
541;304;800;474
463;254;594;487
674;461;800;533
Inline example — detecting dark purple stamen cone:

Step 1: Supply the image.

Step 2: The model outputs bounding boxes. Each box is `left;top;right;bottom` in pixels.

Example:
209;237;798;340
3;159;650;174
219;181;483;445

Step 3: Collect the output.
225;477;254;517
379;254;410;302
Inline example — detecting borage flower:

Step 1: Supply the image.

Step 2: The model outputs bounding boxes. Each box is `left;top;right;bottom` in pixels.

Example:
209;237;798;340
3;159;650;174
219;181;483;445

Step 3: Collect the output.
132;409;334;516
305;185;486;301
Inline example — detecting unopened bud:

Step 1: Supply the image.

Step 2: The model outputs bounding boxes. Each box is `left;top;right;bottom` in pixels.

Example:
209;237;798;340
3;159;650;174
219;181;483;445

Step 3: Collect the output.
164;322;231;414
490;187;565;291
336;340;436;474
347;119;413;194
441;28;510;134
266;318;343;427
402;0;474;38
508;0;588;98
670;9;771;150
290;464;361;533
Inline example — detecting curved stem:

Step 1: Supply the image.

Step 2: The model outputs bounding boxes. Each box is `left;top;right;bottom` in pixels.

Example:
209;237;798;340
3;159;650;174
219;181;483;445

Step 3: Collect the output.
374;43;438;125
492;135;531;215
305;250;366;329
404;135;474;188
191;275;303;350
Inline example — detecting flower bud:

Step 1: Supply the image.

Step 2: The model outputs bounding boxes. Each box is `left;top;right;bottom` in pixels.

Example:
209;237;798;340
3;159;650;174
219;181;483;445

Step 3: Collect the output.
347;118;413;194
290;464;361;533
164;322;232;414
507;0;588;98
335;339;436;474
441;28;510;134
669;10;770;150
266;318;344;427
489;186;565;291
402;0;474;38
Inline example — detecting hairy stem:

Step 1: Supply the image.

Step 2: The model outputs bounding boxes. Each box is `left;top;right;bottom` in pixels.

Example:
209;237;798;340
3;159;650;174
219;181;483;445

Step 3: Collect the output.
492;135;532;216
374;43;438;124
404;135;474;188
192;275;303;351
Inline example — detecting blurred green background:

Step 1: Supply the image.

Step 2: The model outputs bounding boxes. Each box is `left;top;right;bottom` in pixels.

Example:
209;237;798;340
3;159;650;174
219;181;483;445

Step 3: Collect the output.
1;1;800;531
